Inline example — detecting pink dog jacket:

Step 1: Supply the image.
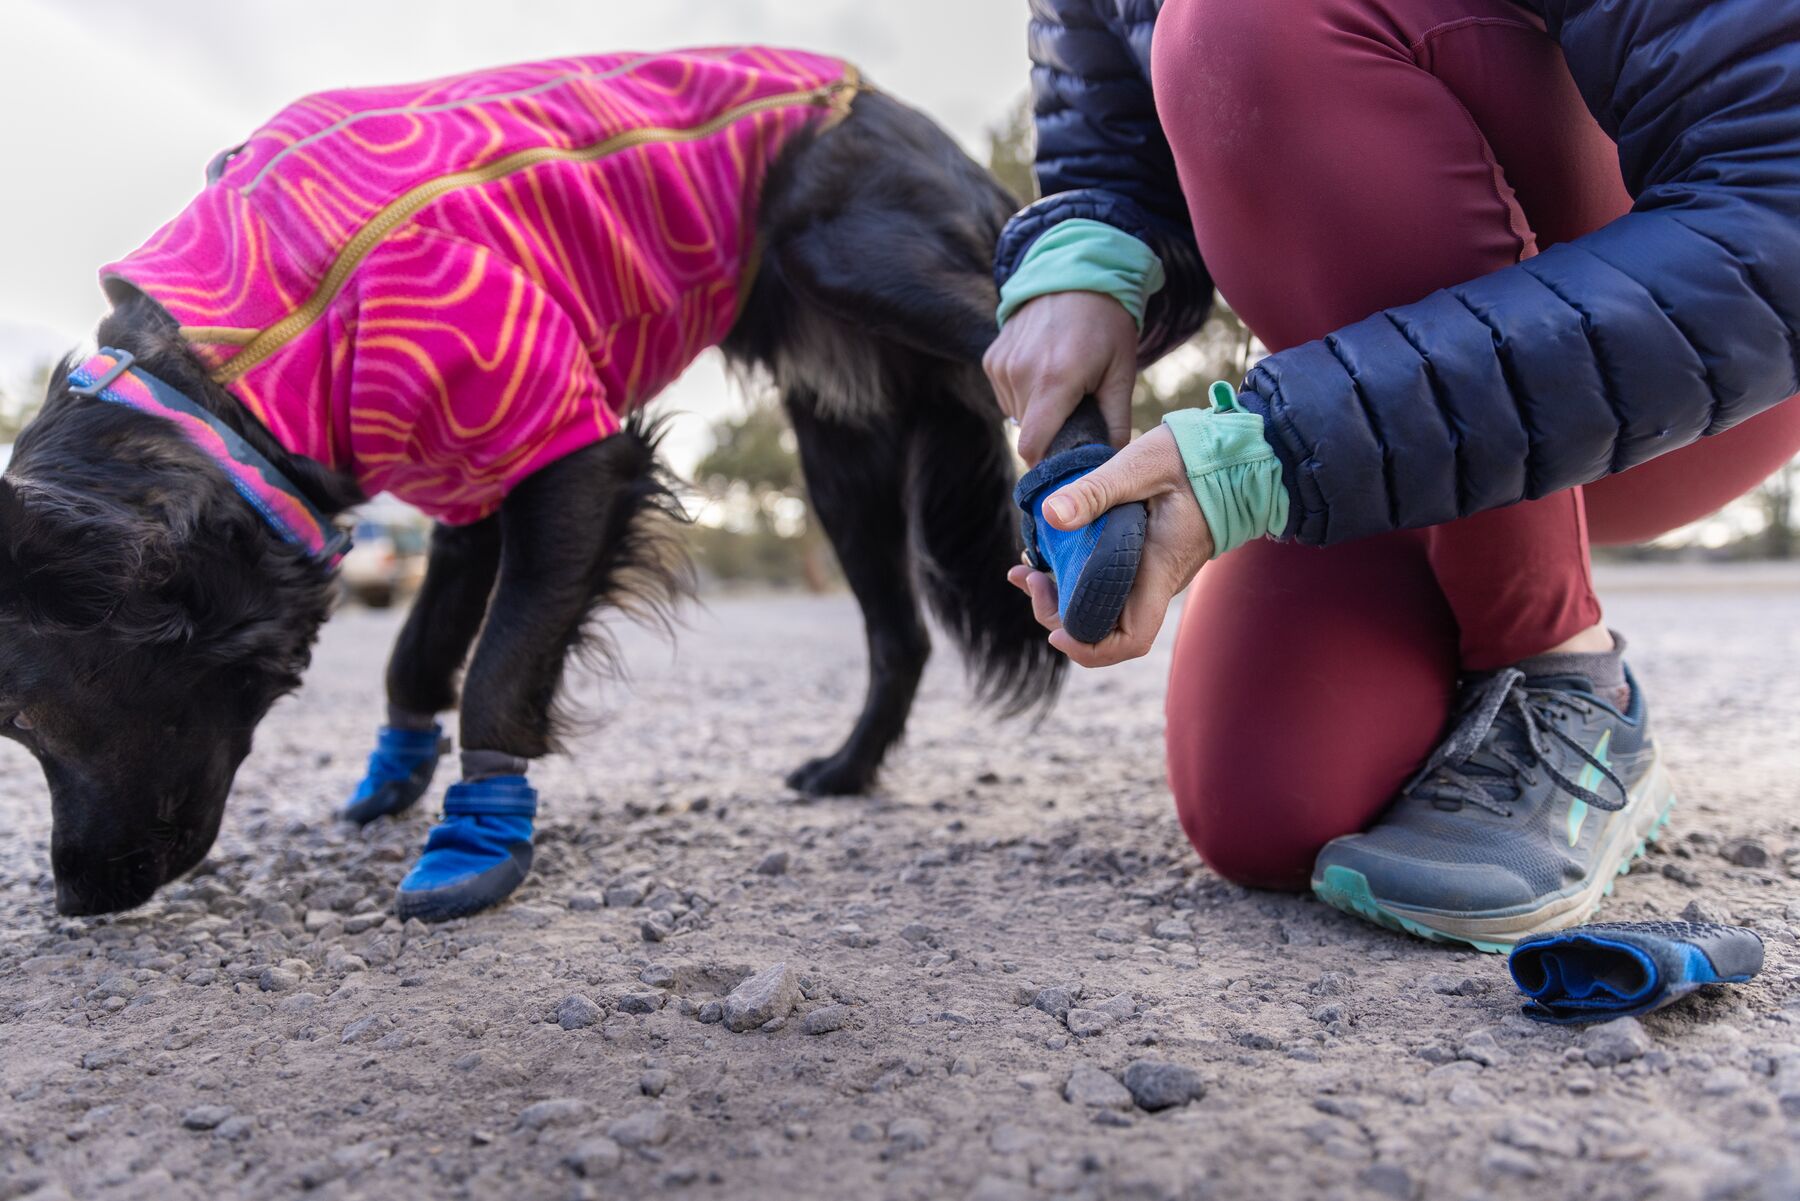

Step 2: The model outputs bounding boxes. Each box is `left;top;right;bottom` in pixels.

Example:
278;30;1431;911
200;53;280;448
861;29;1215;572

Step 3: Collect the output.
103;49;855;526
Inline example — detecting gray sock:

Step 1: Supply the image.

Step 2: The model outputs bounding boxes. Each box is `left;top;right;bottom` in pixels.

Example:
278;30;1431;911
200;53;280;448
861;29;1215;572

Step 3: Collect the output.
1517;629;1629;709
386;704;438;732
461;749;530;781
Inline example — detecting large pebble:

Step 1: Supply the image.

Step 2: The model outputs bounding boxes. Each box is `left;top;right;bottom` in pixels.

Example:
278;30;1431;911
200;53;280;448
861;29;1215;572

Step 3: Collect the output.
607;1107;670;1148
557;994;603;1030
1120;1059;1206;1111
181;1106;232;1131
1065;1009;1112;1038
563;1137;622;1177
802;1004;850;1035
516;1099;590;1131
1063;1065;1134;1111
1580;1017;1653;1067
1031;985;1081;1020
722;963;800;1033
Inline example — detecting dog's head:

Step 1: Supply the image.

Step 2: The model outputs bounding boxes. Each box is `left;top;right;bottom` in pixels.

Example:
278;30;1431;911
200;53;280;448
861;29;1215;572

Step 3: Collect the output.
0;357;338;915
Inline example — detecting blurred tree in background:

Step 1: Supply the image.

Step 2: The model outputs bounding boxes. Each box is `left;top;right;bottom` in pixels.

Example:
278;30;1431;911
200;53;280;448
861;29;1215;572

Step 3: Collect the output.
987;97;1038;205
0;360;53;441
687;403;836;590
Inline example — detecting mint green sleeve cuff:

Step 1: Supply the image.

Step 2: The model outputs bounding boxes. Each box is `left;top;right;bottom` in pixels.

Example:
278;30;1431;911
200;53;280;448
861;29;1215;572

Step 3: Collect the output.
995;218;1166;331
1162;382;1290;559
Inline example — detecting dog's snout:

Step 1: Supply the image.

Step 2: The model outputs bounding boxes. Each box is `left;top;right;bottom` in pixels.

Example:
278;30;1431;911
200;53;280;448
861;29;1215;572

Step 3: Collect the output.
51;844;163;916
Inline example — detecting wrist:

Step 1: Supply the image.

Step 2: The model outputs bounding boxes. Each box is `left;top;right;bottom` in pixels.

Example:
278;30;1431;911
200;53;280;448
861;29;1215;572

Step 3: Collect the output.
1162;383;1289;558
996;219;1166;330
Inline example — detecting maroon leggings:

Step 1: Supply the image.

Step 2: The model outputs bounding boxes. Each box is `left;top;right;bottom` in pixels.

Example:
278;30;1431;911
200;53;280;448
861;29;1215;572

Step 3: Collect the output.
1151;0;1800;889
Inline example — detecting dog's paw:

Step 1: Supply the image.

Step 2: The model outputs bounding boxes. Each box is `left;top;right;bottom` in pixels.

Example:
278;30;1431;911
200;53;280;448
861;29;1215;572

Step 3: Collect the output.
784;754;876;797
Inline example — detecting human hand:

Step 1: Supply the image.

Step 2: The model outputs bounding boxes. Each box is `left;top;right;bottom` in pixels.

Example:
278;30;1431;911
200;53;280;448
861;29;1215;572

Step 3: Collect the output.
983;291;1138;466
1008;425;1213;667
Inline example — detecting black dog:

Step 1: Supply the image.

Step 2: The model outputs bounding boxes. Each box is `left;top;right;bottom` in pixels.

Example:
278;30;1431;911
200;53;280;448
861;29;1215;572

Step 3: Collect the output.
0;66;1061;918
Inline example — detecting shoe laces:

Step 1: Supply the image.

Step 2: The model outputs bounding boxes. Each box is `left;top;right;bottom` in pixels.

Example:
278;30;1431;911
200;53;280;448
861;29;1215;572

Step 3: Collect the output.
1402;669;1628;819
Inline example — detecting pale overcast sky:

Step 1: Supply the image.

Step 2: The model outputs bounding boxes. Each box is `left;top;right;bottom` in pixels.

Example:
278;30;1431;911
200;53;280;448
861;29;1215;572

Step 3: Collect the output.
0;0;1030;464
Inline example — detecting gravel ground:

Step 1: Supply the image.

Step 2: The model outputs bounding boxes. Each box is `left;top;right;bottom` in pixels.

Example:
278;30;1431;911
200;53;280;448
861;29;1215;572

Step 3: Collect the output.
3;566;1799;1201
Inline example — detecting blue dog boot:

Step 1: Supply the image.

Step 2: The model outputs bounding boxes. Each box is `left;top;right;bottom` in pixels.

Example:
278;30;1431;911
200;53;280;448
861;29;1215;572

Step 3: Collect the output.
342;724;449;824
394;776;536;922
1014;444;1147;644
1509;920;1764;1025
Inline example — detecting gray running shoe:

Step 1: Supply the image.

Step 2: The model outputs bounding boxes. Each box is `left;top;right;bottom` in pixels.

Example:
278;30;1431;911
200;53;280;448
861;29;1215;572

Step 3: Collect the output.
1312;666;1675;953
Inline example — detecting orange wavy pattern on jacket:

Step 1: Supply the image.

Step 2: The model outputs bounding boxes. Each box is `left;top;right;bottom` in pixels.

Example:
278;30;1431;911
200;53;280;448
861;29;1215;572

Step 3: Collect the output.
104;48;852;525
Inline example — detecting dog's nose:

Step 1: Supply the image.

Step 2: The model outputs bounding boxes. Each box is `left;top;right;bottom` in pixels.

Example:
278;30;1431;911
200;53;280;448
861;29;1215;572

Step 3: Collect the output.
51;850;162;916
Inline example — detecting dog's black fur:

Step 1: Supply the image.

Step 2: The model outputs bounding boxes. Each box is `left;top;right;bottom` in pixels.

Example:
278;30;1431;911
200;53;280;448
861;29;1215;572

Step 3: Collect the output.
0;89;1061;916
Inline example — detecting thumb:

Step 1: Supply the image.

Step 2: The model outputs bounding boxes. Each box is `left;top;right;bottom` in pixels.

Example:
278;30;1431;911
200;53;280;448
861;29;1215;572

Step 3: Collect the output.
1042;425;1182;530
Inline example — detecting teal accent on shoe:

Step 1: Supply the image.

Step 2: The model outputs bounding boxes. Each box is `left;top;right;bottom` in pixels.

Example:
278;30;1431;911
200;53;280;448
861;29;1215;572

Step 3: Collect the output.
395;776;536;922
343;723;447;824
1312;865;1512;955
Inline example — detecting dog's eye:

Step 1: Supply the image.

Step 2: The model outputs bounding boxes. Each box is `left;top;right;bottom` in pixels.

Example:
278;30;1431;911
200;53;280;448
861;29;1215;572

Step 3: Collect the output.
12;713;32;732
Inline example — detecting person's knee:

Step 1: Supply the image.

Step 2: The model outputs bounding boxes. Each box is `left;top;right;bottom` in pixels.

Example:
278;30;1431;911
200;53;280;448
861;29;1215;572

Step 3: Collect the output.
1172;787;1320;892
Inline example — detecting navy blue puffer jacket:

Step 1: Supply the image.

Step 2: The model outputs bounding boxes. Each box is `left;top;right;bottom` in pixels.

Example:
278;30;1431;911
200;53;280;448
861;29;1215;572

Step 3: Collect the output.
994;0;1213;363
997;0;1800;547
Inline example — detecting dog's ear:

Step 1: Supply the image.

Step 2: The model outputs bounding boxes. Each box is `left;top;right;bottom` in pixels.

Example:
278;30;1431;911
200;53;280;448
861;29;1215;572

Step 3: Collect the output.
0;477;192;639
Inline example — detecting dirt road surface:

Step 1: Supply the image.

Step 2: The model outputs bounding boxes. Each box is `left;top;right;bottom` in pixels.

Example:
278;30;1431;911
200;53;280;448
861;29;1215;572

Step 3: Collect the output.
3;568;1798;1200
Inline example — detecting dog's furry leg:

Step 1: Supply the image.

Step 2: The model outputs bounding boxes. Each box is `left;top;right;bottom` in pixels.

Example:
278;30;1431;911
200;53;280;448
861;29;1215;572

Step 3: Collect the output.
385;517;502;718
783;392;931;796
458;429;684;760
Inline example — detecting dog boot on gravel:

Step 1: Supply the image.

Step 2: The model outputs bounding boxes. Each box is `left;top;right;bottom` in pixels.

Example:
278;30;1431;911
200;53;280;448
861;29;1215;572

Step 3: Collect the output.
342;724;449;824
1014;444;1146;645
1509;920;1765;1024
395;776;536;922
1312;666;1675;953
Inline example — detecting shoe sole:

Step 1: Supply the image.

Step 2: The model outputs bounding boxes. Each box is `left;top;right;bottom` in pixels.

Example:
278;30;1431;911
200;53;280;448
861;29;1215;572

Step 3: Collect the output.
1311;753;1678;954
1060;499;1147;645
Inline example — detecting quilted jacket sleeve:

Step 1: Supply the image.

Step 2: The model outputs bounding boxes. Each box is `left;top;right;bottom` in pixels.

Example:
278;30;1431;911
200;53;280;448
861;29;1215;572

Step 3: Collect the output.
1240;0;1800;546
993;0;1213;362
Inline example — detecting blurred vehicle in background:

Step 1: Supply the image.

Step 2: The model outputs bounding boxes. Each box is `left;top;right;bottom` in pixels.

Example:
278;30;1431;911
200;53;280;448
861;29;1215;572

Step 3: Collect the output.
339;498;429;608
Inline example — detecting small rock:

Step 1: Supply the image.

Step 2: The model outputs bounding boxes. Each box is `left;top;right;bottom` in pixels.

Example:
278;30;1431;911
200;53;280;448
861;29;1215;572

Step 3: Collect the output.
303;909;336;932
213;1116;254;1142
1065;1009;1112;1038
567;893;605;912
887;1117;933;1152
1680;898;1733;925
258;967;299;993
605;883;647;908
1581;1017;1653;1067
639;964;676;989
1721;838;1771;868
640;911;676;943
1358;1163;1415;1201
1661;862;1702;887
181;1106;232;1131
1031;985;1081;1020
755;850;791;876
81;1048;128;1071
802;1004;850;1035
1094;925;1136;943
640;1069;673;1097
899;923;936;945
1120;1059;1206;1111
696;1001;724;1025
1063;1065;1134;1111
1094;993;1136;1022
340;1016;389;1045
517;1099;590;1131
722;963;800;1033
563;1137;622;1177
617;992;665;1015
1151;919;1192;941
1496;1115;1580;1157
607;1107;670;1148
557;994;603;1030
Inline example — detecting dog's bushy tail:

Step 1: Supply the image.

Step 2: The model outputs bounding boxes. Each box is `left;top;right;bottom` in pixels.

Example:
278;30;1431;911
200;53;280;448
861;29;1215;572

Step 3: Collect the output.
904;363;1066;718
